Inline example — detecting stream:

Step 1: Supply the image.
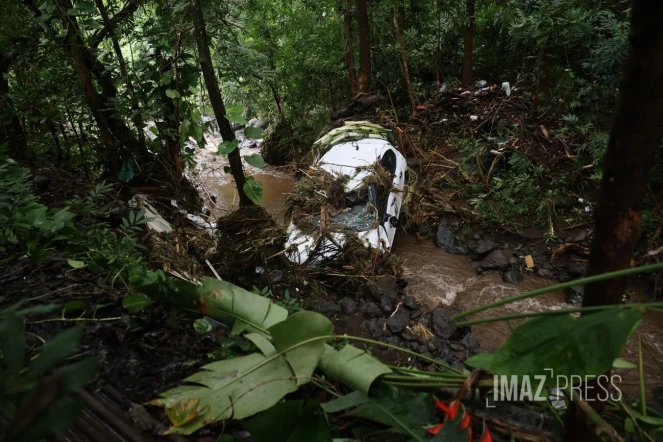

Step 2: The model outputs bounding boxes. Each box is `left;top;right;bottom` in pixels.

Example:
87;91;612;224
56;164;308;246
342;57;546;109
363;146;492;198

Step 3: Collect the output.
190;128;663;401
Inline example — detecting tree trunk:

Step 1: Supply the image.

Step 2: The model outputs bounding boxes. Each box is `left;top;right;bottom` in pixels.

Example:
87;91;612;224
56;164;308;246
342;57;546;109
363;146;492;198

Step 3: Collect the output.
355;0;372;93
462;0;474;88
190;0;252;207
65;105;89;179
342;0;358;97
0;54;27;156
564;1;663;439
48;121;62;159
93;0;146;151
393;2;416;115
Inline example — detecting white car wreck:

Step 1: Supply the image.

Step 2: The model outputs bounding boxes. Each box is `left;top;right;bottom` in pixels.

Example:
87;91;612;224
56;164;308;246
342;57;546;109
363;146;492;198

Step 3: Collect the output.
285;122;407;265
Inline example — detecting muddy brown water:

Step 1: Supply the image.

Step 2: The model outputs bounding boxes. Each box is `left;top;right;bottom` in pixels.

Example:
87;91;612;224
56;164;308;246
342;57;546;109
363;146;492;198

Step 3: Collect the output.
196;151;663;400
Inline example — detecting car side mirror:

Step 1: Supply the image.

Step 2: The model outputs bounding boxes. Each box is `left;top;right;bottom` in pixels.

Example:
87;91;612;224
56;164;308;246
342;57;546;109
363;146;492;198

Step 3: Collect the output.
389;215;398;228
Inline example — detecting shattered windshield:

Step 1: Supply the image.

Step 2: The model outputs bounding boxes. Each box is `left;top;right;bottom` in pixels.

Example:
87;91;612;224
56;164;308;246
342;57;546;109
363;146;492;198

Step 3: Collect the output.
309;184;379;232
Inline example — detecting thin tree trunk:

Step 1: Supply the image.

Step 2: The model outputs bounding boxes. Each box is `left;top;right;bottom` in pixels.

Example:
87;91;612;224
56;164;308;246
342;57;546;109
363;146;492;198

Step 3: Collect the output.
393;2;416;115
65;105;89;179
355;0;372;93
58;122;71;158
0;54;28;156
342;0;358;96
462;0;474;87
93;0;146;151
564;1;663;439
190;0;252;207
48;121;62;159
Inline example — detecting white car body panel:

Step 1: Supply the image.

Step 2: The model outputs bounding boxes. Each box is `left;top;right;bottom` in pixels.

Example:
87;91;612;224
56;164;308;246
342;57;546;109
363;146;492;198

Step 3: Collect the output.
285;136;407;265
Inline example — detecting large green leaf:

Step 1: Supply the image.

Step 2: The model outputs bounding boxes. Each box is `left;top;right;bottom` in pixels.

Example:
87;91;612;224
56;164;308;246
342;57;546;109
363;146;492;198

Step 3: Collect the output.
27;326;85;380
0;314;25;371
217;139;239;155
270;311;334;386
244;126;263;139
490;308;643;382
225;114;247;124
319;344;391;394
245;400;332;442
346;387;435;441
151;312;333;435
243;176;263;204
244;154;265;169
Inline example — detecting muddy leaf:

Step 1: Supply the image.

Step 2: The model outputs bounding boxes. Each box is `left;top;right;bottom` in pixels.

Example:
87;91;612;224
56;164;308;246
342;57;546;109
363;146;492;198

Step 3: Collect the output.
490;308;642;382
165;398;208;427
318;344;391;394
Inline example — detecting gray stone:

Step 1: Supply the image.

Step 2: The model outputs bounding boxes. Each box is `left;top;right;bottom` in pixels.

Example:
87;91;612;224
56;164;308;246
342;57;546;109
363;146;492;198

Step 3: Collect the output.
566;260;587;277
452;350;468;362
431;307;458;339
366;277;399;301
386;309;410;334
450;360;466;371
473;233;483;241
379;295;393;314
543;262;554;270
360;320;371;332
435;225;456;249
450;343;463;351
537;269;554;279
509;257;519;266
565;285;584;305
386;336;403;351
402;295;418;310
32;175;50;191
427;336;445;353
572;230;589;243
460;333;479;350
481;249;514;270
369;318;387;339
314;301;341;316
401;328;418;341
470;260;482;268
503;270;523;284
474;240;497;256
360;302;382;318
447;245;470;255
341;297;357;315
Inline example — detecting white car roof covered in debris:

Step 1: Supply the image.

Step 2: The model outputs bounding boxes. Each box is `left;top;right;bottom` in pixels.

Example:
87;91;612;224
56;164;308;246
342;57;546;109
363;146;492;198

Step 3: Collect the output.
318;138;397;191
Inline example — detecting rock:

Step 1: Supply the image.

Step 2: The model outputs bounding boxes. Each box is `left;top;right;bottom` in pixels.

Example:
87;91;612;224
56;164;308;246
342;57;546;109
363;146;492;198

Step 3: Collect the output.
460;333;479;350
543;262;554;270
431;307;458;339
450;343;463;351
360;320;371;332
247;118;269;130
32;175;51;191
503;270;523;284
572;230;589;243
473;233;483;241
268;269;283;283
410;307;425;320
385;335;403;351
314;301;341;317
450;360;466;372
401;328;418;341
366;277;399;301
509;257;519;266
470;260;482;268
360;302;382;318
566;260;587;277
386;309;410;334
558;273;571;282
481;249;514;270
396;278;408;289
369;318;387;339
379;295;393;314
403;295;418;310
435;225;456;249
565;285;584;305
537;269;554;278
341;297;357;315
427;336;445;353
452;350;468;362
447;245;470;255
473;240;497;256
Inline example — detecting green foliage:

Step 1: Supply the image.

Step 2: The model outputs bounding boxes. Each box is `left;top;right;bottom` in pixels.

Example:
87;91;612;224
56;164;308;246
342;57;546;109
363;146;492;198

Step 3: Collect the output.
245;400;332;442
0;303;97;441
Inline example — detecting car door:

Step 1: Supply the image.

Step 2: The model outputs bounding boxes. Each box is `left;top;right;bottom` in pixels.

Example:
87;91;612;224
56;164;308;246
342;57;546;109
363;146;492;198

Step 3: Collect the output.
380;148;406;246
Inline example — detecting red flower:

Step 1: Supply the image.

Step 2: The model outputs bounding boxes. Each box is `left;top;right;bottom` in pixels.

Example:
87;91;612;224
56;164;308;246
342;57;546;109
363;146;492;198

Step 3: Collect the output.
480;427;493;442
427;399;473;440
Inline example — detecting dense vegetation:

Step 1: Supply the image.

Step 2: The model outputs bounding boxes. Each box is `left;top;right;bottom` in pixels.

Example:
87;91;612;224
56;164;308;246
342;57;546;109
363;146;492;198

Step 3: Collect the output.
2;0;663;441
